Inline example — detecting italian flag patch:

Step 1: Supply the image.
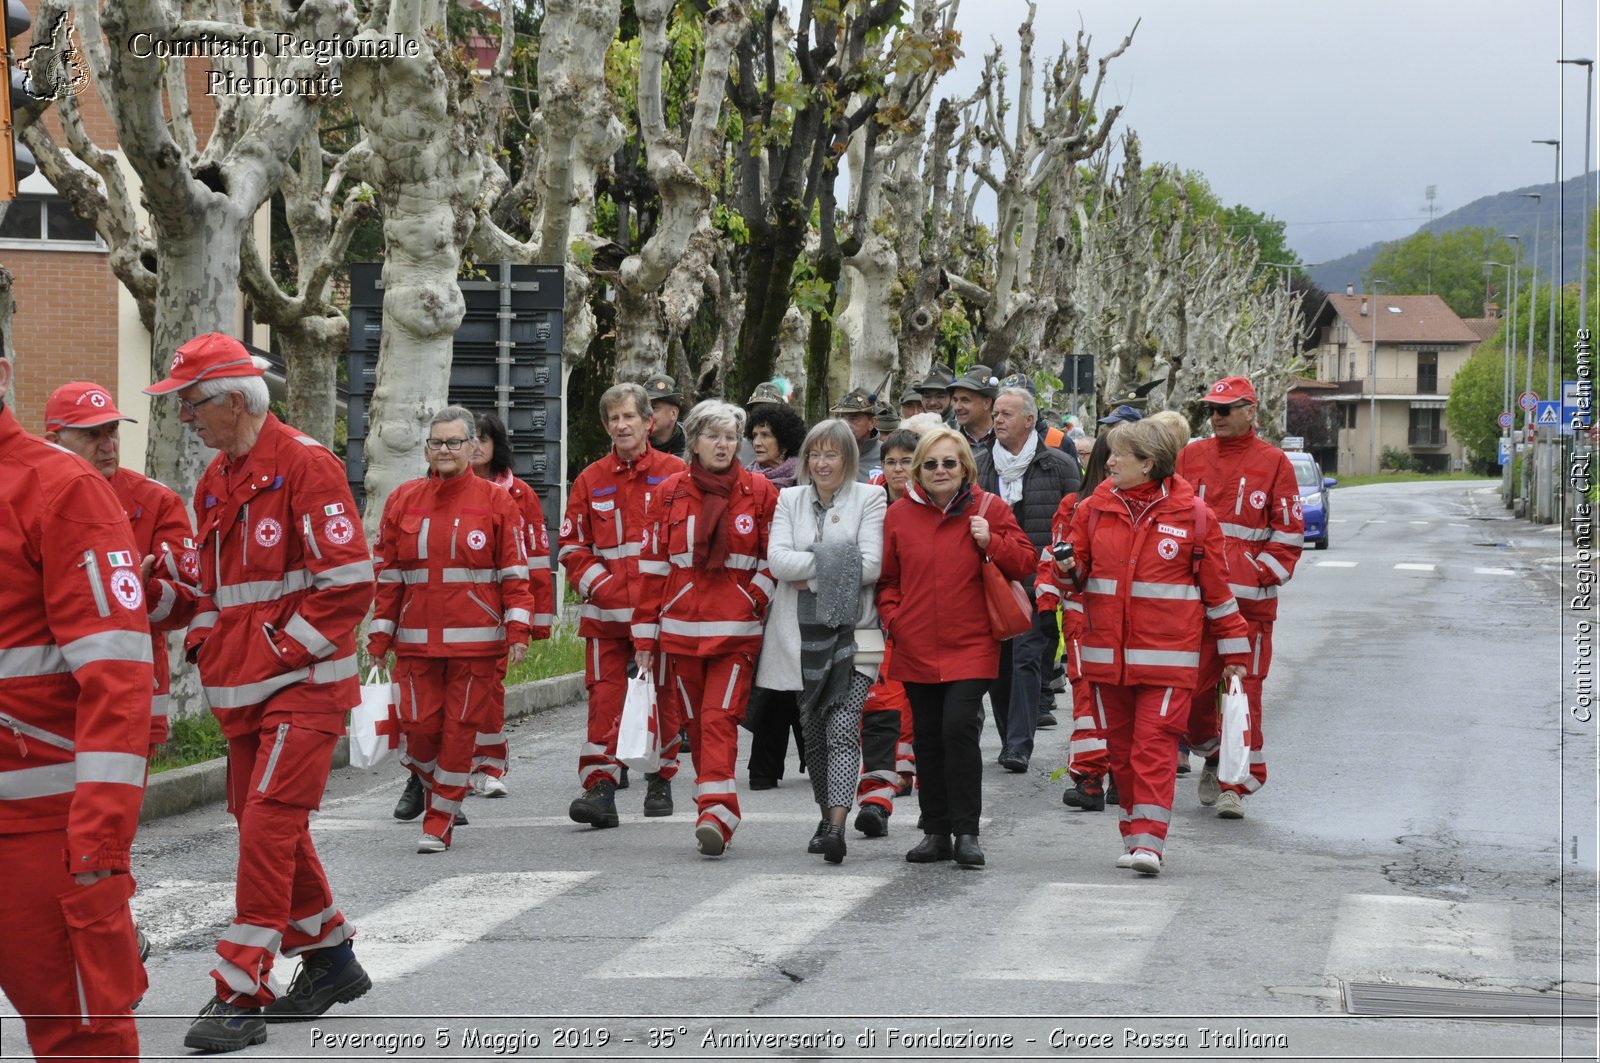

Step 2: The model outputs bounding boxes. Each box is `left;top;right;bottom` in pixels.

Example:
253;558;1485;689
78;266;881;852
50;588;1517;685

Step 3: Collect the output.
324;503;345;516
107;550;134;567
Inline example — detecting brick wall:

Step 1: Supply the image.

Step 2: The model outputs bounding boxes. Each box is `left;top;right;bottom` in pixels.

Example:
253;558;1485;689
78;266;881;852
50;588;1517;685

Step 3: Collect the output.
4;248;120;429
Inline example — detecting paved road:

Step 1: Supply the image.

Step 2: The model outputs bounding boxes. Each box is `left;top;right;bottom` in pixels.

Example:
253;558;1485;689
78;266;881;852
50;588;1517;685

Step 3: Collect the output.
6;480;1594;1060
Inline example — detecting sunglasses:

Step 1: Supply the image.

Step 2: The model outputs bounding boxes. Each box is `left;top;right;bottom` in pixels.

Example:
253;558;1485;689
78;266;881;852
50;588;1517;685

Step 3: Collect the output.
1203;403;1244;417
921;457;961;471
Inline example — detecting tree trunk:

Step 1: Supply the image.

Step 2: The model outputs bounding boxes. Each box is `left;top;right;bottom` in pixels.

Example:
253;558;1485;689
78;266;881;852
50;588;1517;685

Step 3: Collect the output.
280;312;348;447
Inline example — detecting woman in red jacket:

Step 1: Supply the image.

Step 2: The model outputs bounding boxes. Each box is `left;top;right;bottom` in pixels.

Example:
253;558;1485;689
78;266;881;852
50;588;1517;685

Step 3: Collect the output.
634;400;778;857
876;427;1034;869
1055;418;1250;876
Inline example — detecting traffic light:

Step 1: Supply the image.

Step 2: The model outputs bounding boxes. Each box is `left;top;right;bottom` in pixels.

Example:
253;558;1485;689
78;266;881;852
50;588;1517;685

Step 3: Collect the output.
1;0;34;200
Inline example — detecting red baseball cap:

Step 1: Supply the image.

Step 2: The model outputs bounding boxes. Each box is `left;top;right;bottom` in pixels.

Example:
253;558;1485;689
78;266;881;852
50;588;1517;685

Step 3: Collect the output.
1206;376;1258;405
44;381;136;430
143;333;264;395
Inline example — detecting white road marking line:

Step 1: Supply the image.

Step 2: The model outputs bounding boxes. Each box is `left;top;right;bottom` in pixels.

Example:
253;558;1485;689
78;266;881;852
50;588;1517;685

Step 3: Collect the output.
1368;520;1388;524
131;879;238;949
1325;894;1520;986
1330;519;1348;523
1408;521;1430;525
1394;563;1436;572
971;883;1183;983
1316;561;1359;568
1474;567;1517;576
595;873;887;978
355;872;595;983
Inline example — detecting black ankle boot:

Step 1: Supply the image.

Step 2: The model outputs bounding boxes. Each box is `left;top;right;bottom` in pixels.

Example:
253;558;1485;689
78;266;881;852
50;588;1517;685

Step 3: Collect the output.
821;824;846;864
905;833;953;863
953;834;985;868
806;819;828;854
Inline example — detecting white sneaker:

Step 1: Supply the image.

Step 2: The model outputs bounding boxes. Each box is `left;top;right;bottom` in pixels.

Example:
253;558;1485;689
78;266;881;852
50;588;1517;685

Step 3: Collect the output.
1197;763;1220;806
474;774;508;798
416;834;448;854
1215;790;1244;819
695;822;727;857
1115;851;1136;869
1128;848;1161;875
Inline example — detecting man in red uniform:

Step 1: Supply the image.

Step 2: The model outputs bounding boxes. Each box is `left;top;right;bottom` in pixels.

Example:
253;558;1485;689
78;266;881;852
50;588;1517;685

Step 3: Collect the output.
0;354;152;1061
1176;376;1303;820
42;381;195;753
560;382;686;828
145;334;376;1053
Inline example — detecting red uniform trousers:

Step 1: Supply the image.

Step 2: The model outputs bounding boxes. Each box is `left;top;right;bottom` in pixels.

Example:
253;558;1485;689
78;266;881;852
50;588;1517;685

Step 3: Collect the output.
397;656;502;844
1066;674;1110;779
1185;619;1272;795
216;704;351;1006
856;707;902;812
670;651;754;845
1094;683;1192;858
470;654;511;782
581;637;682;789
0;832;142;1062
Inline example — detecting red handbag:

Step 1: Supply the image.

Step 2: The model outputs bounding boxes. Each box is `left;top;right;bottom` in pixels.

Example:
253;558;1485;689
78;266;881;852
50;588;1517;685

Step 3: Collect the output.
977;494;1033;640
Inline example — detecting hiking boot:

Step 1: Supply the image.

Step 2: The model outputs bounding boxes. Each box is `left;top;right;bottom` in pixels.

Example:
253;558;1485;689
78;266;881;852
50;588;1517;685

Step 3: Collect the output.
821;824;847;864
806;819;829;854
617;764;629;789
262;942;371;1023
568;781;619;828
1062;774;1105;811
184;997;266;1052
642;773;674;817
1197;761;1220;806
393;774;424;821
137;925;150;963
854;803;889;838
1215;790;1245;819
695;821;726;856
1129;848;1162;875
1105;773;1118;806
678;726;692;755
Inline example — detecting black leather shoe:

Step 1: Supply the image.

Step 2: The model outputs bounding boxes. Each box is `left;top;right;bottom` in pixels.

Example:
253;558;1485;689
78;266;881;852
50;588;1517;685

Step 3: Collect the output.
905;833;953;863
953;834;985;868
393;774;424;821
453;810;468;826
806;819;828;854
854;803;889;837
749;776;778;791
998;749;1029;773
821;824;846;864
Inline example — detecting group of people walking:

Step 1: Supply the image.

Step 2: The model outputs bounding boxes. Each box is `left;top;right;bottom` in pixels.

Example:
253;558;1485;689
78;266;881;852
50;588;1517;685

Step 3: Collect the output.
0;330;1302;1061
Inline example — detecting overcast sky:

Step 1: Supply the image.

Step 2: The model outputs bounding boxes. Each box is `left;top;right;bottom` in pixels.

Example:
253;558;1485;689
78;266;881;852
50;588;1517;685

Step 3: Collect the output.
936;0;1598;265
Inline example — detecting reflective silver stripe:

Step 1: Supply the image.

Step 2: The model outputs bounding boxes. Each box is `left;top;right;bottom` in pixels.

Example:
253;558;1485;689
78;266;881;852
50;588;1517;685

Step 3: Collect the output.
1124;648;1200;668
577;564;608;596
314;559;374;589
1084;578;1119;595
431;796;463;814
1228;583;1278;601
1259;553;1291;582
659;618;763;638
749;572;775;598
151;694;171;718
189;610;219;631
1158;686;1174;717
1253;633;1263;673
556;545;582;560
287;905;337;936
0;762;75;799
1035;582;1061;599
721;663;742;710
435;769;471;787
474;731;506;745
638;560;671;576
581;604;633;624
1124;832;1165;855
668;551;694;566
1269;530;1304;547
1206;599;1241;620
148;581;177;623
1062;599;1084;613
442;567;496;584
301;514;323;561
1217;637;1252;655
725;554;759;570
258;723;289;793
417;519;430;560
532;613;556;627
498;566;529;581
631;623;659;641
203;654;360;709
0;644;69;679
81;551;110;618
378;568;410;584
1129;803;1171;824
396;627;429;643
0;711;74;750
1219;522;1271;542
368;618;396;636
77;751;146;785
60;629;153;671
214;957;263;995
283;613;335;659
527;556;552;571
1130;582;1200;600
443;626;504;642
595;542;643;560
505;607;531;626
704;803;739;830
221;922;283;950
695;779;738;796
1079;646;1115;664
214;569;314;608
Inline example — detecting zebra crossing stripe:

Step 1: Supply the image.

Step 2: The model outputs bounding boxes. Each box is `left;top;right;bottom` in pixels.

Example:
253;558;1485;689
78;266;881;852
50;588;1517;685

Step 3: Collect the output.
1316;561;1359;568
1324;894;1517;985
1394;563;1436;572
354;872;595;983
970;883;1184;983
594;873;887;979
1474;567;1516;576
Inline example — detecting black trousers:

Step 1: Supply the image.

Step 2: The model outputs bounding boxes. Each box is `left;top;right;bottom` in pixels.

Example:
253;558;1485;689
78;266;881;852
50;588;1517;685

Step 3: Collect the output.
903;679;988;836
745;687;804;782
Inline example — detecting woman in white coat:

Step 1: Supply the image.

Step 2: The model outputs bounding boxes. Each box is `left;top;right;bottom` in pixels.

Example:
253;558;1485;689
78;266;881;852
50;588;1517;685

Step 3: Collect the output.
756;419;887;864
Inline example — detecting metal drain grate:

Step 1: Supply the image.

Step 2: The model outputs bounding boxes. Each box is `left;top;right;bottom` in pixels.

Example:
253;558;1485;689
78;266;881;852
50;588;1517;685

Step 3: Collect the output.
1343;982;1598;1027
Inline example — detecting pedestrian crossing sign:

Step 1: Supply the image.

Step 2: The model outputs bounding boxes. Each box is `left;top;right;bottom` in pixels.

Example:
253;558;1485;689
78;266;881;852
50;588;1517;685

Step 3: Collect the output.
1535;401;1561;427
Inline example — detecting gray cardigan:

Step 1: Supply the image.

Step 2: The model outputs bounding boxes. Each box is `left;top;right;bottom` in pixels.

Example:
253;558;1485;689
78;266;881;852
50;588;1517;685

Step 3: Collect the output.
755;480;887;689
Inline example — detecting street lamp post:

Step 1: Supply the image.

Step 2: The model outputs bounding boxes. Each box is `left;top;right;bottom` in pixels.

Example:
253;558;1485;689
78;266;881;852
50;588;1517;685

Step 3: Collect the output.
1534;139;1561;400
1486;259;1515;484
1503;234;1522;503
1559;59;1593;346
1521;192;1542;510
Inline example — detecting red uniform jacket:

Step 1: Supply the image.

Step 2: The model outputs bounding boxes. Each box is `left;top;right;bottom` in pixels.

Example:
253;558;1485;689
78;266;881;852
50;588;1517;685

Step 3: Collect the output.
1034;491;1086;677
876;484;1036;685
0;407;152;871
559;446;686;641
1175;432;1303;623
368;471;536;658
1064;477;1251;689
182;415;375;737
504;473;557;634
632;466;778;658
111;467;194;748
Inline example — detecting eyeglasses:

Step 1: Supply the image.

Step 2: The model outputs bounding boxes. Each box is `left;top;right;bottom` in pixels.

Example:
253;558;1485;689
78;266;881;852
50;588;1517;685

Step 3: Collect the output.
178;394;224;416
882;457;914;469
921;457;961;472
1203;403;1243;417
425;438;471;452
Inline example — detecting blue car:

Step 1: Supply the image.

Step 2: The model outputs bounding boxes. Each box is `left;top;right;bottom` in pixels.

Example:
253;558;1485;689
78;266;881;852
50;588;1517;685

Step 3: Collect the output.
1288;451;1335;549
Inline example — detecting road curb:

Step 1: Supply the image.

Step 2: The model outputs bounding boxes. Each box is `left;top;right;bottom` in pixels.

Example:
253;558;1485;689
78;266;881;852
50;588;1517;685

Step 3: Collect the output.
139;670;586;824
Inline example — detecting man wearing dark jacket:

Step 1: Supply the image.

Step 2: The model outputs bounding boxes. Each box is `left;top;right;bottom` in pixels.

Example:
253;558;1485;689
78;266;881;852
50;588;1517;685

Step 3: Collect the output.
975;386;1081;771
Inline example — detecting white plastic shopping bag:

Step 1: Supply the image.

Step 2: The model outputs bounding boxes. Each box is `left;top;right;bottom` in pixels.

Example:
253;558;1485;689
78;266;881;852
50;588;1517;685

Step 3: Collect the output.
349;667;400;770
1217;675;1251;786
616;672;661;773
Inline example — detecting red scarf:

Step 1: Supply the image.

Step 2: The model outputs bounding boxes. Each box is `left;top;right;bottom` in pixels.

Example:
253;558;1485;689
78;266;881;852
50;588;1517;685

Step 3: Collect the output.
690;459;742;569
